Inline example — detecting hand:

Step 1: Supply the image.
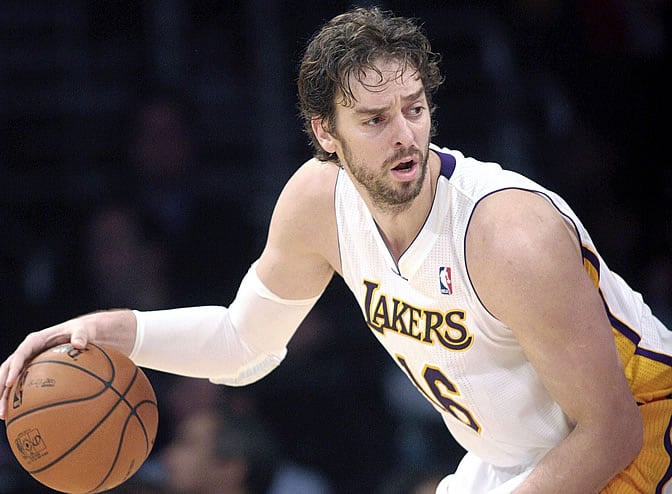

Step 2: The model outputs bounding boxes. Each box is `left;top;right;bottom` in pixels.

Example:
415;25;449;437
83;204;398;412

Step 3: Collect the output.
0;317;91;420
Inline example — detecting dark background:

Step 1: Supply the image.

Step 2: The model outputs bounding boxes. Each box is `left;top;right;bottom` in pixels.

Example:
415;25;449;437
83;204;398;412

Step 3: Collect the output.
1;1;669;492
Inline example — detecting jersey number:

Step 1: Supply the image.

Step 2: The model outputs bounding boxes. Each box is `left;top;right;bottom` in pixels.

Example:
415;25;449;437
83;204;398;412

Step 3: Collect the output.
396;355;481;433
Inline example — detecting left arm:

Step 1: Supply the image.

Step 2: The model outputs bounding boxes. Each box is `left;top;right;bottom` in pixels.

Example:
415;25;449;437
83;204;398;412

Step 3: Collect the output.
466;189;642;493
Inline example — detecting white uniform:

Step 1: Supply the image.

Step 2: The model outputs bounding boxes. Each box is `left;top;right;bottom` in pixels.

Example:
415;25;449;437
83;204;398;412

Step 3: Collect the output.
334;145;672;493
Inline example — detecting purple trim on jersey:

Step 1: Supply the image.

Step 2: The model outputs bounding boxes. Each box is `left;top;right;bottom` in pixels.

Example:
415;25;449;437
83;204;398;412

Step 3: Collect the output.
603;300;642;346
435;149;456;179
581;246;600;281
607;304;672;368
585;250;672;367
636;345;672;367
656;416;672;493
582;246;643;344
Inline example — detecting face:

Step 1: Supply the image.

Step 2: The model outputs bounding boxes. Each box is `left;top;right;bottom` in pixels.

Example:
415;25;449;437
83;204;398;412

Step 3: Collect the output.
162;412;218;492
164;410;251;494
315;59;432;213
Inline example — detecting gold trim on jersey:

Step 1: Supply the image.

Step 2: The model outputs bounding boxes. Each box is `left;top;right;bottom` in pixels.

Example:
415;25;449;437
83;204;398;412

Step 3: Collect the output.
601;400;672;493
581;245;672;404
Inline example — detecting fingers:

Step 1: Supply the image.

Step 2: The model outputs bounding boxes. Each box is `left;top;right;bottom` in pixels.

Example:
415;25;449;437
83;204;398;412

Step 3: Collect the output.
0;348;26;421
0;340;44;421
5;333;44;387
0;360;11;420
0;329;69;421
0;318;94;421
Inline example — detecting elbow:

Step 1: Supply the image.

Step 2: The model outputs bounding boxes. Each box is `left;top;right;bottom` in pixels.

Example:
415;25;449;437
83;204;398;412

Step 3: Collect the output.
209;348;288;387
581;400;643;475
612;403;643;471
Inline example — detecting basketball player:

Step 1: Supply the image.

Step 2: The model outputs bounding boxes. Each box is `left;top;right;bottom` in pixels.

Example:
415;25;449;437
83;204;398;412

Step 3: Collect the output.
1;7;670;493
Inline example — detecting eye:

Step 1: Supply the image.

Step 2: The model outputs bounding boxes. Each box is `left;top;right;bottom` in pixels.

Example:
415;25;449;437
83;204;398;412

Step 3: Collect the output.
366;116;384;126
408;105;425;117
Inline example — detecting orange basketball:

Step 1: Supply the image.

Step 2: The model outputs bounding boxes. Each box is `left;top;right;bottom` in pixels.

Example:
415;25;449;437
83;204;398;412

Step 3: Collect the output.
4;343;158;493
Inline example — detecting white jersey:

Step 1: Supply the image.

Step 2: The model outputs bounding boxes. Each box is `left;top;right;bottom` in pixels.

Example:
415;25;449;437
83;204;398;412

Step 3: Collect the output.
334;145;672;469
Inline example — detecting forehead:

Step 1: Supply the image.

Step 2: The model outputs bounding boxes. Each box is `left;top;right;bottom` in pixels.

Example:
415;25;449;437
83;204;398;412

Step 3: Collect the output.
341;59;424;108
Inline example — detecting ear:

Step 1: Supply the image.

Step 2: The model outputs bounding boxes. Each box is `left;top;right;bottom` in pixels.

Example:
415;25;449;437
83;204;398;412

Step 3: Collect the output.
311;117;337;154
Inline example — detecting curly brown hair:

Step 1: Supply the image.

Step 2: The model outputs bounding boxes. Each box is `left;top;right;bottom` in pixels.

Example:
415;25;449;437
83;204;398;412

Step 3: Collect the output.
297;7;444;161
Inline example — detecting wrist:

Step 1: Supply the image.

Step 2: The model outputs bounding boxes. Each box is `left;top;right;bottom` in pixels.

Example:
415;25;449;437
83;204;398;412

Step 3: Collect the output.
80;309;137;357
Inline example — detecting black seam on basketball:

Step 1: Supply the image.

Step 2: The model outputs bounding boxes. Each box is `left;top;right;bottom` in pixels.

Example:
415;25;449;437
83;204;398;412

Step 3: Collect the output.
26;357;142;475
25;372;157;478
90;399;158;492
6;361;114;427
97;344;158;416
91;407;136;492
132;400;159;448
6;346;152;425
27;387;128;475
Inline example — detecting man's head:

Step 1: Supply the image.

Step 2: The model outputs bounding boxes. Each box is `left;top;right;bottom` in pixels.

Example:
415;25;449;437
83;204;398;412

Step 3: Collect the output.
163;409;278;494
298;7;443;162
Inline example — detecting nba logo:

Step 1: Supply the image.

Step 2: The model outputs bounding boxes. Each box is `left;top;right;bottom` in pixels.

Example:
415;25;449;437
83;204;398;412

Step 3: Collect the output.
439;266;452;295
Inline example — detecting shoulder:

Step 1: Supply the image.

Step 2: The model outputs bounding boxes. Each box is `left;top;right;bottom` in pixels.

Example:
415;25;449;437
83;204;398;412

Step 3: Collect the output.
273;158;339;227
266;158;340;267
466;189;581;318
280;158;339;203
468;189;577;263
472;187;552;225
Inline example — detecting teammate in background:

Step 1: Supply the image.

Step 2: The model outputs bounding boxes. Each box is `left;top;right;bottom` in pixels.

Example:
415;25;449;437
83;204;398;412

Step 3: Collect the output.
161;407;333;494
1;7;670;493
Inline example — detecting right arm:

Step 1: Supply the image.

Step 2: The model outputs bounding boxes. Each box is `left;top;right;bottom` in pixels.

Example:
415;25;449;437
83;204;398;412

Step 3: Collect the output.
0;159;339;420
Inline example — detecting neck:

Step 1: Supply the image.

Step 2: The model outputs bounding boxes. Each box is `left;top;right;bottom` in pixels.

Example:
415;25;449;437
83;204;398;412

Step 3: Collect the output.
371;151;439;260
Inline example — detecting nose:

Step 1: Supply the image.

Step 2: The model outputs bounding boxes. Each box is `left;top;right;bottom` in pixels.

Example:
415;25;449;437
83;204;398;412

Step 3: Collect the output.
390;113;414;148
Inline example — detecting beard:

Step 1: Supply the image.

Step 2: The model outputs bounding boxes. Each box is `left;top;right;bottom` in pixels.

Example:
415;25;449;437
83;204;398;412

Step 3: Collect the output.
340;142;429;213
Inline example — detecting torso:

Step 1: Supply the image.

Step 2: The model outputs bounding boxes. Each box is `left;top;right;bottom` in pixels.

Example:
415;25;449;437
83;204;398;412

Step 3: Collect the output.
333;145;672;467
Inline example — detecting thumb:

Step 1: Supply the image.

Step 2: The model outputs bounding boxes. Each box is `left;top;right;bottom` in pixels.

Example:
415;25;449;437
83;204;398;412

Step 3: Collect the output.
71;330;88;349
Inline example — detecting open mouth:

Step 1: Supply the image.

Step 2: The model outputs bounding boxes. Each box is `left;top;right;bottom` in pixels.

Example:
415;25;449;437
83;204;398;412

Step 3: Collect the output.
391;159;418;177
393;160;415;171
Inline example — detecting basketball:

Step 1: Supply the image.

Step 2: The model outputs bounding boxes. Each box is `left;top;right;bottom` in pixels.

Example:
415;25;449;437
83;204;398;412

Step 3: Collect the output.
4;342;159;493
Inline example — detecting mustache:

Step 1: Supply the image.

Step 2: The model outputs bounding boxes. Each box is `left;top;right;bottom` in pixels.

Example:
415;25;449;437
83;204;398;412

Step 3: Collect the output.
384;146;423;167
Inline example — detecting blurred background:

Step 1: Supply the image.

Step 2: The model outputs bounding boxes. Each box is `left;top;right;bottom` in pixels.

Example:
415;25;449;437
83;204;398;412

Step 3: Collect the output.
0;1;669;492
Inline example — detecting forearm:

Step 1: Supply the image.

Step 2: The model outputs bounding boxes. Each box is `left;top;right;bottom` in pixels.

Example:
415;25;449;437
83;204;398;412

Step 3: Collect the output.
513;422;640;493
129;305;278;381
129;262;320;384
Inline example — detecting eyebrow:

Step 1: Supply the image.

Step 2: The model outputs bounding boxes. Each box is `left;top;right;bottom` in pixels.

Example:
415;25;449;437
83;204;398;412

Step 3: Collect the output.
353;88;426;115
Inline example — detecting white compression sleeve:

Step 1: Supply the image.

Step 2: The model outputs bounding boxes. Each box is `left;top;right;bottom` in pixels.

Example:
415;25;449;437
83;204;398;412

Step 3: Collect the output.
129;262;321;386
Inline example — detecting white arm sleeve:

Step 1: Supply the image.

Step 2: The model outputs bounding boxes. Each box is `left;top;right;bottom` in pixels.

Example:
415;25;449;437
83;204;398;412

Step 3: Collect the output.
128;261;321;386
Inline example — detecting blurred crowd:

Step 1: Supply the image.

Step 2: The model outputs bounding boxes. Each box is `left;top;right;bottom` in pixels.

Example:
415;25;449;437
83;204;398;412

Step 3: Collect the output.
1;1;669;493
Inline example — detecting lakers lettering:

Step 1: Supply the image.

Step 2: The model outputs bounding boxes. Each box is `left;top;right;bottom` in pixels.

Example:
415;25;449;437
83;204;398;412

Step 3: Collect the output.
363;280;473;351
